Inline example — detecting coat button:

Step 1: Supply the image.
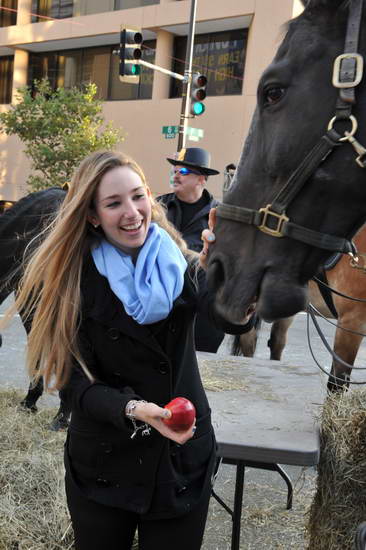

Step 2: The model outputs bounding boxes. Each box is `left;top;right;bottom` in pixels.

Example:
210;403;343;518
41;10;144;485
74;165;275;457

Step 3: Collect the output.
100;442;112;454
107;328;120;340
96;478;110;487
169;321;177;333
158;361;168;375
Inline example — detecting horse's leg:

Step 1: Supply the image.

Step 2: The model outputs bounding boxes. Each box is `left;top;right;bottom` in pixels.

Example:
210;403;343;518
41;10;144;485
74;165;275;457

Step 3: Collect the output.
49;387;71;431
237;327;258;357
327;316;364;392
18;305;70;428
19;377;44;413
267;317;294;360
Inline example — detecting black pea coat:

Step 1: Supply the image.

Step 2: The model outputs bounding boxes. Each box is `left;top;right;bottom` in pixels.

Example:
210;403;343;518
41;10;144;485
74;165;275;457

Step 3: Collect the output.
64;253;254;520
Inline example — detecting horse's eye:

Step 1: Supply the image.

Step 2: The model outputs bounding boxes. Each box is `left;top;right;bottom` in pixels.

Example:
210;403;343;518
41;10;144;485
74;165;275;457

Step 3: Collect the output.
264;87;285;105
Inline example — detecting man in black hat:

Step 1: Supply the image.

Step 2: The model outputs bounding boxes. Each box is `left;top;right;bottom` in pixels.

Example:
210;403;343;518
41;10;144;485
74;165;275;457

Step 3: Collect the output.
157;147;224;353
158;147;220;253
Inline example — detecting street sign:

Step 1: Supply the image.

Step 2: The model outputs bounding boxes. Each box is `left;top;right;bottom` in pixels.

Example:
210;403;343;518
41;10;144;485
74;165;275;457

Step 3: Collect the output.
162;125;179;139
162;126;203;141
186;126;204;142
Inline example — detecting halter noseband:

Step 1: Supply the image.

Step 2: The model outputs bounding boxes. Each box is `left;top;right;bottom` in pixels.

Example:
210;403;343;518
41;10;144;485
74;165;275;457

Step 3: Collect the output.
218;0;365;256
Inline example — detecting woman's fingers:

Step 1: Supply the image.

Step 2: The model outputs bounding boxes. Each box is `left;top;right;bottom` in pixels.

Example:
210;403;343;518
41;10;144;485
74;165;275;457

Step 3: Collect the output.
131;402;195;444
199;229;216;269
208;207;217;232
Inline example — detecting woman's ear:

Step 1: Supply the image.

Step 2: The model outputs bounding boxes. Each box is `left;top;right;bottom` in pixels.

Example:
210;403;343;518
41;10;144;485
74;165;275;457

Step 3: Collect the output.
87;209;99;229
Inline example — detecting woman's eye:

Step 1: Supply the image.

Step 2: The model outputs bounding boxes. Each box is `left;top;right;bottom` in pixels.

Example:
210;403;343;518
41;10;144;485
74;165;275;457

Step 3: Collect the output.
107;201;120;208
264;87;285;105
133;194;145;200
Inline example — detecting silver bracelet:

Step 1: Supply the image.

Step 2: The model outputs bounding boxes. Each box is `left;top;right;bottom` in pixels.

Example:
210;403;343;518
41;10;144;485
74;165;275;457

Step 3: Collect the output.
125;400;151;439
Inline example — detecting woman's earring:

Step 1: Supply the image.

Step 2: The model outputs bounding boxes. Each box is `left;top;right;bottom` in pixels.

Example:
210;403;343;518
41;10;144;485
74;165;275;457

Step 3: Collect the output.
94;224;99;229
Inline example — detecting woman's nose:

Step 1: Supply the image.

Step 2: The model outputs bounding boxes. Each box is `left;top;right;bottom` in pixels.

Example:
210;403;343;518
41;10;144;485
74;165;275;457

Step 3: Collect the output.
122;200;139;218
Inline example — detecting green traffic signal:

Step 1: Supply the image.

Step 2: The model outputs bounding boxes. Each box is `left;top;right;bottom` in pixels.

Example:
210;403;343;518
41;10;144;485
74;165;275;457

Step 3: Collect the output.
119;27;143;83
192;102;205;116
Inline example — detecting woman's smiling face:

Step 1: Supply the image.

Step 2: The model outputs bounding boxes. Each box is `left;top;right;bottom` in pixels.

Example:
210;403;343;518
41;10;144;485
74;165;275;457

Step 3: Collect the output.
90;165;152;257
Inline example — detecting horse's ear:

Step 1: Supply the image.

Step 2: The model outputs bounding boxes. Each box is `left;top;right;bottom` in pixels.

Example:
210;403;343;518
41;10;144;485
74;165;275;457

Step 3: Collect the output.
302;0;348;9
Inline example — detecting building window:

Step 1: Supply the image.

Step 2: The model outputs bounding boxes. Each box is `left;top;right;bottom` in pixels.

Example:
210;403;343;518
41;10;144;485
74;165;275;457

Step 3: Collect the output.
0;56;14;104
28;42;156;101
28;52;59;90
170;29;247;98
0;0;17;27
109;40;156;100
114;0;159;8
31;0;73;22
73;0;114;16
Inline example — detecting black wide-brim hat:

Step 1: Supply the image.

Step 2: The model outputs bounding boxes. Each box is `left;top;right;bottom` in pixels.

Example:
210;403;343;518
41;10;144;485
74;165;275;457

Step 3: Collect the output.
167;147;220;176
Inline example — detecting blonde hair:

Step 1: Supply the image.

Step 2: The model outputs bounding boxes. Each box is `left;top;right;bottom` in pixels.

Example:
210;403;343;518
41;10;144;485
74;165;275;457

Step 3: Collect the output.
8;151;194;391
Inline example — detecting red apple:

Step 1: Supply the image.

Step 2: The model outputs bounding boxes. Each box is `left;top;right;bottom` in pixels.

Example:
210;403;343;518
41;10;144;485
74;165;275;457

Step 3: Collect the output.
162;397;196;432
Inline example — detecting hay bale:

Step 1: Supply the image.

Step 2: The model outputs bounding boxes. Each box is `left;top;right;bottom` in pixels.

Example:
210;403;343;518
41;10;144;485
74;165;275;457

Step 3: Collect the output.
0;389;72;550
307;389;366;550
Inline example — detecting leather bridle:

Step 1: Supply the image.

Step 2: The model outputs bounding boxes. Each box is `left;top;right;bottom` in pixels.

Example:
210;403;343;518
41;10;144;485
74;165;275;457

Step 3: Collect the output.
217;0;365;257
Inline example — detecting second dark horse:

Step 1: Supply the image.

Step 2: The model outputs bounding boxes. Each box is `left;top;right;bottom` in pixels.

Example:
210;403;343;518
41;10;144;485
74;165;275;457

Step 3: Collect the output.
0;187;68;429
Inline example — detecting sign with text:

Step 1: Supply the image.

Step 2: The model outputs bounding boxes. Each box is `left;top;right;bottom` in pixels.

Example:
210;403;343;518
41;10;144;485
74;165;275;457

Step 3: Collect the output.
162;125;178;139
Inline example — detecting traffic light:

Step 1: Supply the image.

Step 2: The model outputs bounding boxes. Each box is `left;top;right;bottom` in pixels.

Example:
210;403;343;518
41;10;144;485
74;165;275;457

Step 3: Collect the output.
190;73;207;116
119;27;143;83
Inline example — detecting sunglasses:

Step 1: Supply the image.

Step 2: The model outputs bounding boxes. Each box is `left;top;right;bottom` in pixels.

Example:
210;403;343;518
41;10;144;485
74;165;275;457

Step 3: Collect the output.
174;167;201;176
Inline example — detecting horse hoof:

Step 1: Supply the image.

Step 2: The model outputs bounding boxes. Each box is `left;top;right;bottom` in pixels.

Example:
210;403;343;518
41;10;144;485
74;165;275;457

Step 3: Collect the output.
49;413;69;432
18;399;38;413
327;381;349;394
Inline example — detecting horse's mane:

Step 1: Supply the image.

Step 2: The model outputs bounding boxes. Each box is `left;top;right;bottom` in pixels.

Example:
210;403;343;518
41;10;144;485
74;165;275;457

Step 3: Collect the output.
0;187;65;238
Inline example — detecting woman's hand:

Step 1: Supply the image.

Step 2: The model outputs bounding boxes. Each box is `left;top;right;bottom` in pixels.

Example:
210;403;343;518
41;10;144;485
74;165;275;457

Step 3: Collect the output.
199;207;217;270
131;401;196;445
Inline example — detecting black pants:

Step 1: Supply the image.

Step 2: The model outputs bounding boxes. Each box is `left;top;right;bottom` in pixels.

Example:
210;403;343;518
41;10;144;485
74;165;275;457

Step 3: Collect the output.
65;473;211;550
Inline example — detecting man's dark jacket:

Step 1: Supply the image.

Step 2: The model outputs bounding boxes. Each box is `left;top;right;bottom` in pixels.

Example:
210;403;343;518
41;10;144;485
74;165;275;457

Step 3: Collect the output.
65;254;255;520
157;189;218;253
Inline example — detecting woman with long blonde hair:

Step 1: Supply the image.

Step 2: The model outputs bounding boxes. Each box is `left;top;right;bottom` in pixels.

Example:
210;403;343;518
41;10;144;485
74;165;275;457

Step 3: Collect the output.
11;150;255;550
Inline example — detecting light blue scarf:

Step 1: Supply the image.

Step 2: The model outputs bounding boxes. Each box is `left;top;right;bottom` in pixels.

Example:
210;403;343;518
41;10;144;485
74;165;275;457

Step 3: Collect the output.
91;223;187;325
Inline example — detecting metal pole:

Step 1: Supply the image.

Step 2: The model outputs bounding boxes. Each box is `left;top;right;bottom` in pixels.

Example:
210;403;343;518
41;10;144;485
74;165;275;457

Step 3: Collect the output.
177;0;197;151
138;59;186;81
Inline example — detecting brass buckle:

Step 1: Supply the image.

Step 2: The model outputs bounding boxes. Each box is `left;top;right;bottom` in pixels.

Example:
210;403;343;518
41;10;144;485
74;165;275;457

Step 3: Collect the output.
332;53;364;88
258;205;289;237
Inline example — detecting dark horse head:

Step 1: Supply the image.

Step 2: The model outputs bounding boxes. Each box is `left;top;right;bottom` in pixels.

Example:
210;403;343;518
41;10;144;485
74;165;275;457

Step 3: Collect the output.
208;0;366;323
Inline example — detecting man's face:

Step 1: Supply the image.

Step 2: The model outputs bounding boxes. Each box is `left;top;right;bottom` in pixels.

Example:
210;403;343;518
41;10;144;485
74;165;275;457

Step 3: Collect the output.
171;165;205;200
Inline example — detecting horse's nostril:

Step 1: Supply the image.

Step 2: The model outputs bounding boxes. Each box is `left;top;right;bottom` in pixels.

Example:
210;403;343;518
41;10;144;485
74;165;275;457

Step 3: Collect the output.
207;258;226;292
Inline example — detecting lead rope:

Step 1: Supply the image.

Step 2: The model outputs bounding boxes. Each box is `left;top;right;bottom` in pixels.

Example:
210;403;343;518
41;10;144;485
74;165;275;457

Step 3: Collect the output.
307;304;366;385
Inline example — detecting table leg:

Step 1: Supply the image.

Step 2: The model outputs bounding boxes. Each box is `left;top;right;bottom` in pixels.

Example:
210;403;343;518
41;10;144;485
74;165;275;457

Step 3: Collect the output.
231;461;245;550
273;463;293;509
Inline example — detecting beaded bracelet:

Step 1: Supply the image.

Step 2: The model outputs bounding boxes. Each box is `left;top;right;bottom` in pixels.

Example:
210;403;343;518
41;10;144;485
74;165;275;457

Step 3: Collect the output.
125;400;151;439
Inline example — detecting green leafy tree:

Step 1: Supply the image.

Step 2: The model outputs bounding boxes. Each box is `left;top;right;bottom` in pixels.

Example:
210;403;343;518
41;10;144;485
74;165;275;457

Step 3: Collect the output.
0;79;124;191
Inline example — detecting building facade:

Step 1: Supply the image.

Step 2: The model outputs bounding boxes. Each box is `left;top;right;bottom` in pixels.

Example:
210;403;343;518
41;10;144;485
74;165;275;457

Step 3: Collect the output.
0;0;303;200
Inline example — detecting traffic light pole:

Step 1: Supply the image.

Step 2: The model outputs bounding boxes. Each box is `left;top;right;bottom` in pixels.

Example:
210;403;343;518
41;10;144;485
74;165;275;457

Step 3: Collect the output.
138;59;185;81
177;0;197;151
